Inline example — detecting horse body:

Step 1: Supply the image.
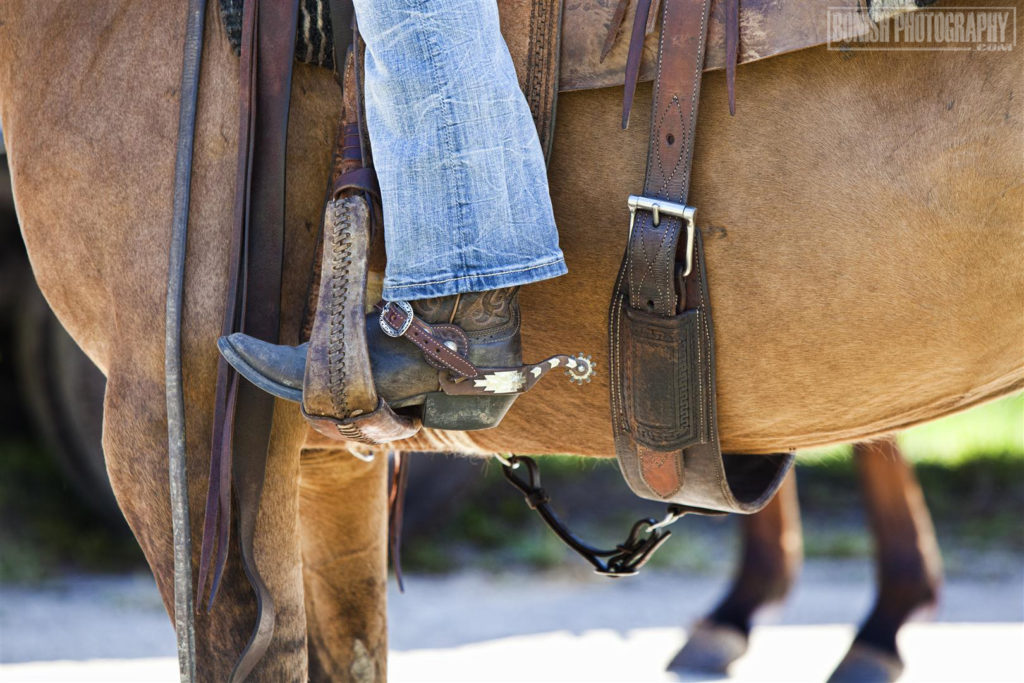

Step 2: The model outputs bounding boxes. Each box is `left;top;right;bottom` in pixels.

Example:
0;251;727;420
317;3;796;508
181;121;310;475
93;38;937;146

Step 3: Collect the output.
1;0;1020;679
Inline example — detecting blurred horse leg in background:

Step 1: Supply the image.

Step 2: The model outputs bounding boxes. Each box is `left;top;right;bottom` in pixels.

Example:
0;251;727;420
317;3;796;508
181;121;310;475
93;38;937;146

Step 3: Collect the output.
829;440;942;683
668;471;802;673
669;438;942;682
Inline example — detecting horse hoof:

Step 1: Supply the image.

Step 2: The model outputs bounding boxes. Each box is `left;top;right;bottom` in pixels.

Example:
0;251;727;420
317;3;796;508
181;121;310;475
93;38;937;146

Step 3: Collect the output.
827;642;905;683
667;621;749;673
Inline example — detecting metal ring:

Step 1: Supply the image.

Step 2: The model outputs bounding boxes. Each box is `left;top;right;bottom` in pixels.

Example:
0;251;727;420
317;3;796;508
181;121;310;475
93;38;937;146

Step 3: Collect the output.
493;453;515;468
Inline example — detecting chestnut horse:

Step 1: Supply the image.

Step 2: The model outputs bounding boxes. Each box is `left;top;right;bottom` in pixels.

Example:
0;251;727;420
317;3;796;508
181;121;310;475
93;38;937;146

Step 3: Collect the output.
0;1;1019;680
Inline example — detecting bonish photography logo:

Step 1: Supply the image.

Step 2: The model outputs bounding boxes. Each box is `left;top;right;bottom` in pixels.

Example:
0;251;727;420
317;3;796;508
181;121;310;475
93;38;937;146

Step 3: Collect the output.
827;6;1016;51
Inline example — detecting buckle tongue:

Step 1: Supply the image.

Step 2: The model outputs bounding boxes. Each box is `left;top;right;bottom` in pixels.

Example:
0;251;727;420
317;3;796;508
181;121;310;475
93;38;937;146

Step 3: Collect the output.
627;195;697;277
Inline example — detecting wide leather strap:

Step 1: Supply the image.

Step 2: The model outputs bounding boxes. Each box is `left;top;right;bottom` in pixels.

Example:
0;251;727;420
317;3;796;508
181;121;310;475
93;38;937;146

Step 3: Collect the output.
609;0;793;514
230;2;302;680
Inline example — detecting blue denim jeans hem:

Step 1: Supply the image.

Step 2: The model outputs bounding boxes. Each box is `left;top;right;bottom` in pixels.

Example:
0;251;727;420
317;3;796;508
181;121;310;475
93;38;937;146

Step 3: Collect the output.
382;256;567;301
353;0;565;303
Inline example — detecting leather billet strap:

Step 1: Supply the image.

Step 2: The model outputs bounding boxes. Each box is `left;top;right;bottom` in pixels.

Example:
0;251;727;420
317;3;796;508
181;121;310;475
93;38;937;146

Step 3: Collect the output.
379;302;477;378
609;0;793;514
229;2;301;680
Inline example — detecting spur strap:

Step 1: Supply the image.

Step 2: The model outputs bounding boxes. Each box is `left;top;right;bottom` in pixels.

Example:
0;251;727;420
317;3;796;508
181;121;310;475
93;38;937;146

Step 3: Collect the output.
610;0;792;514
379;302;477;379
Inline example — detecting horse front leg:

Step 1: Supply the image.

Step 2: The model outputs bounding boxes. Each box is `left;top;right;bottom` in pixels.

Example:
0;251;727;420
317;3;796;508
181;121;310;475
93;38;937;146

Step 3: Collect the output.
828;439;942;683
299;447;389;682
667;469;803;673
103;366;311;681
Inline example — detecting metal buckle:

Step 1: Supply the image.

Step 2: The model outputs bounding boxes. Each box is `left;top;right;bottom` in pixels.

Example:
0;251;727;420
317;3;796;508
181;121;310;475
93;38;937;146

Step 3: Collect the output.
627;195;697;277
379;300;414;337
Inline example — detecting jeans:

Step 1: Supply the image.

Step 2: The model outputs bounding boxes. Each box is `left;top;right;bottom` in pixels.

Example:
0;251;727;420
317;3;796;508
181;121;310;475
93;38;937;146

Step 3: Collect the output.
352;0;566;301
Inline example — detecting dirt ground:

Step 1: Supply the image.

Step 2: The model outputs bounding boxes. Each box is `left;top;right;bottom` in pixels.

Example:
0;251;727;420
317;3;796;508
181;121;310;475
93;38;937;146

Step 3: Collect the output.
1;559;1021;682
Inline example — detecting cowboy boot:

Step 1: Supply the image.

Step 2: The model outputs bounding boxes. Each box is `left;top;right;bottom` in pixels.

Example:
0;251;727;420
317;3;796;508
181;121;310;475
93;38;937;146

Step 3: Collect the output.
218;57;591;442
219;286;594;434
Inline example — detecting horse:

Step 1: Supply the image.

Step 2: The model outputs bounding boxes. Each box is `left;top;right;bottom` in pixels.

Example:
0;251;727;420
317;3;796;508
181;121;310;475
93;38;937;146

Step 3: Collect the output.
0;0;1019;679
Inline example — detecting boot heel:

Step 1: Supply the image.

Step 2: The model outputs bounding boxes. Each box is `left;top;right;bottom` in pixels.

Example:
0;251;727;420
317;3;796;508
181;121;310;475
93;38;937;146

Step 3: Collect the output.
421;392;518;431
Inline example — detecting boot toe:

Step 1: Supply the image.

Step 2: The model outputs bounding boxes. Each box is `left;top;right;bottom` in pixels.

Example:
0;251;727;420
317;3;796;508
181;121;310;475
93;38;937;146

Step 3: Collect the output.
217;334;307;403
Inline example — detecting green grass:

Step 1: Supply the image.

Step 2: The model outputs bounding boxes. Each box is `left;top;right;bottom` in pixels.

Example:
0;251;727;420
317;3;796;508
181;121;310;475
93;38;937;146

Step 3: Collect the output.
899;394;1023;464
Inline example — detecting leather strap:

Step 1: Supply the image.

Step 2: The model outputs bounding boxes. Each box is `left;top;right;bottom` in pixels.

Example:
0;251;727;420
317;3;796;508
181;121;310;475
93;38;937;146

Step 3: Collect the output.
620;0;653;128
194;1;300;680
230;3;300;680
327;0;355;82
629;0;708;315
610;0;793;513
166;2;207;680
523;0;563;161
198;0;257;613
496;0;564;163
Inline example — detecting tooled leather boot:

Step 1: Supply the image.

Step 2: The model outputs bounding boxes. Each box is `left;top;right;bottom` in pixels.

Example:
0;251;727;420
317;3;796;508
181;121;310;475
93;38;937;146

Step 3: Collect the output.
219;286;593;433
365;286;526;429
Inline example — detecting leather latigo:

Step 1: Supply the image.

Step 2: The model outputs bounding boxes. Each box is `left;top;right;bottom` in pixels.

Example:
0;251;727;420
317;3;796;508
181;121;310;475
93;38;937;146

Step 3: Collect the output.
557;0;869;92
378;303;477;378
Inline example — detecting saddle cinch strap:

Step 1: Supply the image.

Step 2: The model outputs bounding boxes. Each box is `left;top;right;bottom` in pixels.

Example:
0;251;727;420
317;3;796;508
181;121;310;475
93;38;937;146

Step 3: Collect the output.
609;0;793;514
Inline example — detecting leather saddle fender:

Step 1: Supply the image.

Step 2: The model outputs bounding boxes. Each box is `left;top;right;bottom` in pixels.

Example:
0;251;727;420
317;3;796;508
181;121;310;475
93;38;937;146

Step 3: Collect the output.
609;0;793;514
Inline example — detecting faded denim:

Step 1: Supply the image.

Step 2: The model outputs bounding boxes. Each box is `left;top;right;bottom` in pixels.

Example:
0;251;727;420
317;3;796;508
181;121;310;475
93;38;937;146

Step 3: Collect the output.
352;0;566;301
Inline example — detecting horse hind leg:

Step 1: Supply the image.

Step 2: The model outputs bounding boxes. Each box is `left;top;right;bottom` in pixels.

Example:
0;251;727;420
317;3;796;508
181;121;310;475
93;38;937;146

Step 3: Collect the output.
828;439;942;683
667;470;803;673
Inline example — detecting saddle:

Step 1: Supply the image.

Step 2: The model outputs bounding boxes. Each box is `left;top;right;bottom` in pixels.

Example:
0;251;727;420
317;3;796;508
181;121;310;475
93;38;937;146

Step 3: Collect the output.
166;0;928;678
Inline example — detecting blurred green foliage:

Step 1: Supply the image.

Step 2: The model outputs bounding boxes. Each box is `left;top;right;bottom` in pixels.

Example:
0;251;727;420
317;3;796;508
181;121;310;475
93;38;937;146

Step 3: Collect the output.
0;440;142;582
801;393;1024;464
